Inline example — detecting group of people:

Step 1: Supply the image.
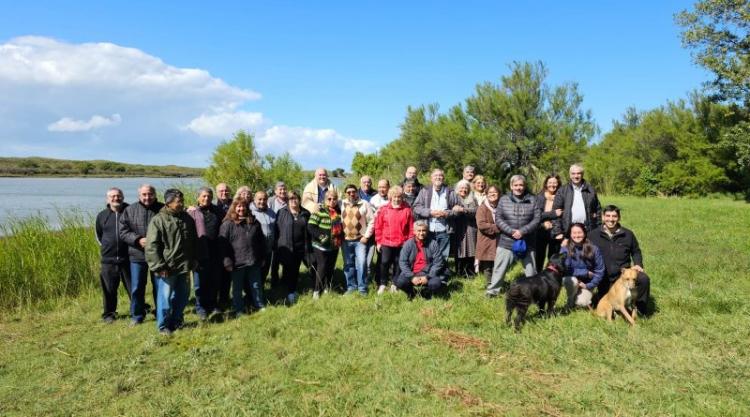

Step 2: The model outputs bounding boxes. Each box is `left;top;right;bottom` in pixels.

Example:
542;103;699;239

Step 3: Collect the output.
95;164;651;335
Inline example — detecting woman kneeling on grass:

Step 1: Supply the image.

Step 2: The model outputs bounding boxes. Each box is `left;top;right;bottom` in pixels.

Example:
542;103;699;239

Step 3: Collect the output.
219;197;267;317
561;223;605;309
307;189;344;299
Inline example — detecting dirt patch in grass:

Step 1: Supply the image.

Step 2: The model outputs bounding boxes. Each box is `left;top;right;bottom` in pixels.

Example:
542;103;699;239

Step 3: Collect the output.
422;325;489;357
438;385;505;413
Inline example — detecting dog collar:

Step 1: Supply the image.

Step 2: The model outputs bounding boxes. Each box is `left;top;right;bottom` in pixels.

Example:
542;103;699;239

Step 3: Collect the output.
546;264;561;274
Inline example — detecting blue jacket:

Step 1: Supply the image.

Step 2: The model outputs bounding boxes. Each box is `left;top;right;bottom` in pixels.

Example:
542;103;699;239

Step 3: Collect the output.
560;244;605;290
398;237;445;280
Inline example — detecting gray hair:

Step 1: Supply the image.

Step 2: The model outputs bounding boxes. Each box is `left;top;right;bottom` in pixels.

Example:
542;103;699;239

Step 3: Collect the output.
456;179;471;191
138;183;155;194
463;165;475;172
106;187;123;197
275;181;286;189
509;174;526;186
414;219;429;229
197;187;213;198
164;188;183;204
569;163;584;173
431;168;444;177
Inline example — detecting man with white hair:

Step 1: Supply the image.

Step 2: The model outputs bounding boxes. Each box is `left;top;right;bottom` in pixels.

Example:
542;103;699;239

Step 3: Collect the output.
302;168;339;213
412;169;463;262
95;187;131;323
552;163;601;235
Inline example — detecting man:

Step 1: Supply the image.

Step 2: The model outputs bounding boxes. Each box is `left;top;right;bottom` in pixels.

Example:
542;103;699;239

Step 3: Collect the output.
120;184;164;325
267;181;288;284
215;183;233;220
395;220;445;299
358;175;376;202
145;189;198;335
401;166;423;196
95;187;131;323
302;168;339;213
553;163;601;235
340;184;375;294
402;179;418;208
412;169;463;262
487;174;540;297
250;191;277;282
369;179;391;210
589;205;651;315
462;165;476;182
268;181;288;213
187;187;221;320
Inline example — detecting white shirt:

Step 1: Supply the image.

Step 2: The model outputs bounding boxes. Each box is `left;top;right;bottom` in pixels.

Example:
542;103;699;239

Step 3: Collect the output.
571;183;586;224
429;186;448;233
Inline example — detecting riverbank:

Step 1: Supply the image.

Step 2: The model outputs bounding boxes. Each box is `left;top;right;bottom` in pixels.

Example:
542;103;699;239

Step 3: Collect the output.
0;156;204;177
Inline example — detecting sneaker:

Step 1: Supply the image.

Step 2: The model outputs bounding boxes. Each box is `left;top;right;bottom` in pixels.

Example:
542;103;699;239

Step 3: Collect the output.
377;285;386;295
286;292;298;305
323;288;329;294
389;284;398;293
257;307;266;313
344;289;356;296
313;291;320;300
197;311;208;321
159;328;173;336
129;319;143;327
103;316;115;324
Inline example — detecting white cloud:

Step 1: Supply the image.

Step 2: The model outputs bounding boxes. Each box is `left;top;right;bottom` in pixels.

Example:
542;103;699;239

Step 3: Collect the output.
0;36;377;169
48;113;121;132
185;111;266;138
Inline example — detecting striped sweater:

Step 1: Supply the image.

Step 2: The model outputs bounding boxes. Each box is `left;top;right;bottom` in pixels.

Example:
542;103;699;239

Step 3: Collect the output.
307;205;344;251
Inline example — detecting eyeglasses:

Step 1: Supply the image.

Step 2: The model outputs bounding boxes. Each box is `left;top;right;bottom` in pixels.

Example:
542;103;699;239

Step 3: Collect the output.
326;198;337;201
346;190;357;194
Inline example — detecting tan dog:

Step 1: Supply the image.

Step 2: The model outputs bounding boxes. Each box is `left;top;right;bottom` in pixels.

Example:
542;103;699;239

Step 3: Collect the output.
595;267;638;325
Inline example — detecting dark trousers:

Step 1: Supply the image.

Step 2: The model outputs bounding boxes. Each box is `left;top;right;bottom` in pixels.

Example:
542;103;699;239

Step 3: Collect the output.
279;247;304;294
456;257;476;277
535;231;561;271
217;269;232;311
193;261;220;315
270;250;281;284
100;262;131;319
379;246;402;286
395;271;443;298
597;271;651;313
313;248;338;292
478;260;494;286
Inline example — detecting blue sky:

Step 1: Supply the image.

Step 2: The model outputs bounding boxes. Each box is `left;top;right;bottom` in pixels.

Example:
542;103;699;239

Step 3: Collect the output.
0;1;709;169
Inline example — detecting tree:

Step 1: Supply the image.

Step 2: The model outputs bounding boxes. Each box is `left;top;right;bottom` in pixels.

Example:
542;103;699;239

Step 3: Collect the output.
203;130;305;193
371;61;597;187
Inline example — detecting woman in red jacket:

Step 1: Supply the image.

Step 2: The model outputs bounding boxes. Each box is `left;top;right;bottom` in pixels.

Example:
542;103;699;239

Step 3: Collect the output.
374;185;414;294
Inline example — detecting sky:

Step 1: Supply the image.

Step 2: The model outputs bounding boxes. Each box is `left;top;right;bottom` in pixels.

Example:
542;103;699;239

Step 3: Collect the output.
0;1;710;169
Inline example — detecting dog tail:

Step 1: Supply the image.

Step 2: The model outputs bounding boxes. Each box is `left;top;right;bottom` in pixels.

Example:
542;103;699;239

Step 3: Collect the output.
505;284;530;309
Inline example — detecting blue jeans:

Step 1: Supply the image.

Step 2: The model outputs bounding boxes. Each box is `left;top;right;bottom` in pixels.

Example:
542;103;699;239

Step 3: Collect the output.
231;265;263;314
342;239;369;293
130;261;157;322
432;231;451;262
155;273;189;331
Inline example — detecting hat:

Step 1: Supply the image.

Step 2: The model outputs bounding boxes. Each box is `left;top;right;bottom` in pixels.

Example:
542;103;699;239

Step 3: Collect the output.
511;239;527;259
164;188;183;204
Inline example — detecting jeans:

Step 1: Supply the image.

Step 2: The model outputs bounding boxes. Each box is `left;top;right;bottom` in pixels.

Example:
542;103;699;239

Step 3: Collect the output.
155;273;189;331
232;265;263;314
486;246;537;296
342;239;369;293
130;261;157;322
432;231;451;263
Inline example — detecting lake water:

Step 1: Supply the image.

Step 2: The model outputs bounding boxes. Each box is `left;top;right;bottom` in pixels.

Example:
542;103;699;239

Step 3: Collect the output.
0;177;205;229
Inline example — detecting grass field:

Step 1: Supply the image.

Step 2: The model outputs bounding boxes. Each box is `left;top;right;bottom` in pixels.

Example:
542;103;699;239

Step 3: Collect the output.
1;196;749;416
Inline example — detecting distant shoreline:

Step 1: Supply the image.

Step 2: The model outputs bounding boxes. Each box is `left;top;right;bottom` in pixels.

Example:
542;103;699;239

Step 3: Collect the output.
0;174;202;179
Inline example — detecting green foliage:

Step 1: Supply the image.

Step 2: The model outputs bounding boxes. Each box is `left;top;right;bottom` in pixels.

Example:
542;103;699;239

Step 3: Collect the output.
586;95;733;196
0;212;99;310
1;197;749;416
359;62;597;188
0;157;202;177
203;130;305;193
677;0;750;103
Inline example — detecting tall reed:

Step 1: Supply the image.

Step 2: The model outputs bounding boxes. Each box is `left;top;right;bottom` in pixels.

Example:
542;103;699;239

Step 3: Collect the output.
0;211;99;310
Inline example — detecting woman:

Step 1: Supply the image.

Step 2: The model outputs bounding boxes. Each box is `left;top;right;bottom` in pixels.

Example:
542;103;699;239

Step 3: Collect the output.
234;186;251;201
535;174;563;270
452;180;478;277
561;223;605;309
275;191;310;305
471;175;487;205
307;189;344;299
374;185;414;294
219;197;267;316
187;187;221;319
475;185;500;285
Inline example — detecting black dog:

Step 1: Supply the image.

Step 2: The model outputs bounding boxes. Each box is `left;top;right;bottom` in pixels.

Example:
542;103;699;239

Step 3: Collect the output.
505;253;566;330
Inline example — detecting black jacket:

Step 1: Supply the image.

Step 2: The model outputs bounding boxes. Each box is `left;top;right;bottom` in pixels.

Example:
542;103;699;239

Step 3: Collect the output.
119;201;165;262
494;192;540;250
535;192;560;238
552;181;601;235
275;206;311;255
588;225;643;281
219;218;267;269
95;203;129;264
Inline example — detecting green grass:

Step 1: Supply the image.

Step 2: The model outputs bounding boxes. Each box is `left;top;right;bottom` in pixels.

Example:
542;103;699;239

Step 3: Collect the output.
1;196;749;416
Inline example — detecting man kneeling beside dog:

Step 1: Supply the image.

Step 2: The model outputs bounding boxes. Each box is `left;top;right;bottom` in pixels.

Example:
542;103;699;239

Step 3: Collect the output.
507;205;650;328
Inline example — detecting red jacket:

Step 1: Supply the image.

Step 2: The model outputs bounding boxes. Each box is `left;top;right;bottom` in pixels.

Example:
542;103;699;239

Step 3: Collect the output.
374;202;414;247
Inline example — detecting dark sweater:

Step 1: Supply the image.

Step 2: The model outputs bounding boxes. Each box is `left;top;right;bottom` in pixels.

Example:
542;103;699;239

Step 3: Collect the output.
276;206;311;254
95;203;129;264
119;201;165;263
588;225;643;281
219;219;267;269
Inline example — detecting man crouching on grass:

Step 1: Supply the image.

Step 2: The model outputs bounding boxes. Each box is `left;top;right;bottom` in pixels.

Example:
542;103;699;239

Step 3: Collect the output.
146;189;199;335
395;220;445;299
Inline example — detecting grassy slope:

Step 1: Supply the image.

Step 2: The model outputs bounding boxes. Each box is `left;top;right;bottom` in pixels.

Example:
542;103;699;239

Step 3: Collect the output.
0;156;203;177
1;197;749;417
